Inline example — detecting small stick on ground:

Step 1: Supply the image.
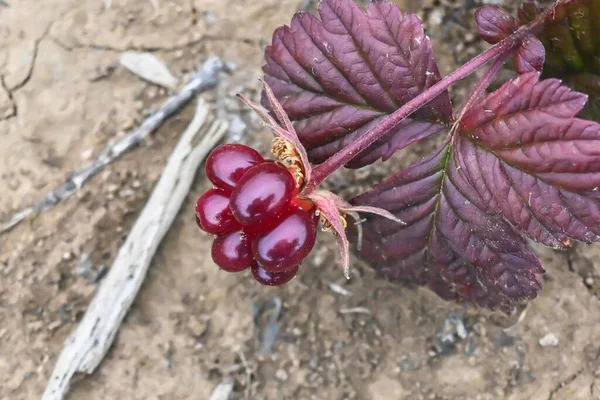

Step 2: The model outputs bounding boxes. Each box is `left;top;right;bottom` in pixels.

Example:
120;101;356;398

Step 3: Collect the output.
208;378;235;400
237;349;253;400
41;101;228;400
1;56;223;235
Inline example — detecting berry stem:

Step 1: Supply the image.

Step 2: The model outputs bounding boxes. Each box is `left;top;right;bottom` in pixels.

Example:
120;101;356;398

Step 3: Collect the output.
303;7;552;194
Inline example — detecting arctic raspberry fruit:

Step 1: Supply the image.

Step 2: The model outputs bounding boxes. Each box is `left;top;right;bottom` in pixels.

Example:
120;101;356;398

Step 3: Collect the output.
252;207;318;272
251;263;299;286
211;230;254;272
229;162;296;228
196;137;326;287
195;189;240;234
206;144;264;191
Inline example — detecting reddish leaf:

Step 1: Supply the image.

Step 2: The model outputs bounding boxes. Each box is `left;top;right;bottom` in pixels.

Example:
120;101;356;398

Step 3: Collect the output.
474;5;518;44
262;0;452;168
352;73;600;313
460;72;600;248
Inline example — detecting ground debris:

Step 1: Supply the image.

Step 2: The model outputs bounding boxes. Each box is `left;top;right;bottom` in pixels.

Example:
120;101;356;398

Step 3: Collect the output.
433;311;468;355
539;333;559;347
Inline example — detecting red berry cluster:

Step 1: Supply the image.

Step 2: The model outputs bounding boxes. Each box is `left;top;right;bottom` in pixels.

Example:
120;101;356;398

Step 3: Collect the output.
195;144;318;286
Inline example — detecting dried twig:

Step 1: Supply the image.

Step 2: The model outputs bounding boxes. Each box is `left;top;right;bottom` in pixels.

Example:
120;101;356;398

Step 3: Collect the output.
41;101;228;400
338;307;372;315
327;282;352;296
209;378;235;400
237;349;252;400
1;57;223;235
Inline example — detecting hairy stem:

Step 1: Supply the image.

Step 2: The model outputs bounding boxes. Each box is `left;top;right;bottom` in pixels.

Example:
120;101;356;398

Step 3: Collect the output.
304;8;552;194
454;50;513;127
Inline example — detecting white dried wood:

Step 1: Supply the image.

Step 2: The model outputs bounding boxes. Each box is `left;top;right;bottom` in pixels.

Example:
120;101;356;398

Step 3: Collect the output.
1;57;223;235
41;101;228;400
208;378;235;400
120;51;179;89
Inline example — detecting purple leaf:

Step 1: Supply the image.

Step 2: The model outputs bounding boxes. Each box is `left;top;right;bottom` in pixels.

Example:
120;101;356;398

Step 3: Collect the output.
351;146;543;313
262;0;452;168
514;36;545;73
474;5;518;44
460;72;600;248
352;73;600;313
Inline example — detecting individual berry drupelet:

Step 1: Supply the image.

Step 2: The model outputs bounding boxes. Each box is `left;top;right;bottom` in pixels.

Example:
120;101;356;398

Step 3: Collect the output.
195;143;318;286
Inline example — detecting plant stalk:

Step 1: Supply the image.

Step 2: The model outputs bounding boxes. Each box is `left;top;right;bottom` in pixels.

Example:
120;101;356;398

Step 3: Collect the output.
303;8;553;194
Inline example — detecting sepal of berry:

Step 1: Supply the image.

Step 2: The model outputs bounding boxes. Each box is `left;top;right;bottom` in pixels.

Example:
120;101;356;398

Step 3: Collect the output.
251;263;299;286
237;80;312;185
195;189;241;234
211;230;254;272
307;190;405;279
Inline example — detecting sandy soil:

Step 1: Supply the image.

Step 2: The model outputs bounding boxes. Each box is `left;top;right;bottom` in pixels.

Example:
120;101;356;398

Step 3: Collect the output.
1;0;600;399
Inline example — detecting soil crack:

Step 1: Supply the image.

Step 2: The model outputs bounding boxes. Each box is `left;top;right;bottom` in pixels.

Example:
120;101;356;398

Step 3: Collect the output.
6;10;72;95
0;75;17;120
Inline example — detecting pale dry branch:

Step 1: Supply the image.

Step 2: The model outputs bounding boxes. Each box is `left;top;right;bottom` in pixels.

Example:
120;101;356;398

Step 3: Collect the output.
1;57;223;235
119;51;179;89
209;378;235;400
41;101;228;400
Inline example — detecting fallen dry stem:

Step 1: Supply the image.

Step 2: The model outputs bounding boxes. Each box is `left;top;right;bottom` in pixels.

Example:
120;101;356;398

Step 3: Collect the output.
41;101;228;400
1;56;223;235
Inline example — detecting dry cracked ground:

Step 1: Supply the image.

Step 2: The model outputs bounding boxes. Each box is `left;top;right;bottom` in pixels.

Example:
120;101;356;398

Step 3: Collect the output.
1;0;600;399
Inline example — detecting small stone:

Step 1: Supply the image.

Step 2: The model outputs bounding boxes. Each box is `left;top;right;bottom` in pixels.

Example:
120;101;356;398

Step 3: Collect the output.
119;187;135;198
187;316;208;337
75;253;94;277
48;320;62;331
428;9;443;26
225;61;238;72
275;369;288;381
203;11;217;25
539;333;559;347
26;320;44;332
80;149;93;160
106;183;120;193
8;178;20;190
